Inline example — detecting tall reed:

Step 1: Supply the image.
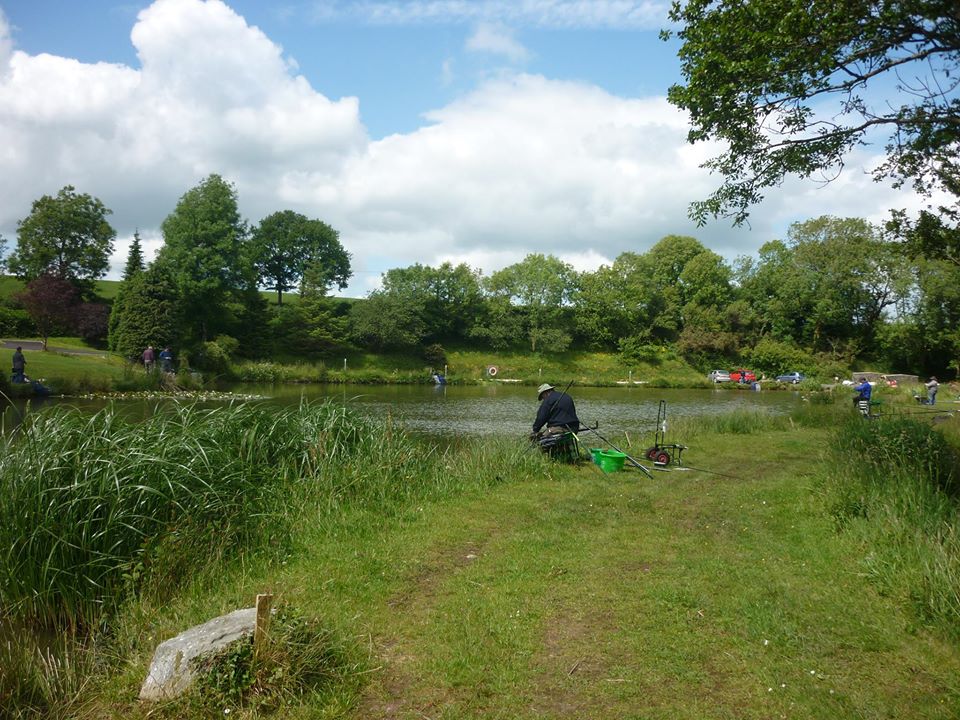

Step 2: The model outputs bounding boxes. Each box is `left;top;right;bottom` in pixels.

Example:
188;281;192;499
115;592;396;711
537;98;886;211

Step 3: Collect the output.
0;400;387;628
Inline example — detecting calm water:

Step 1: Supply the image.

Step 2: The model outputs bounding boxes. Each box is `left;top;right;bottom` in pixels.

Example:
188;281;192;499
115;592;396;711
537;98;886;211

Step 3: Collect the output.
1;383;800;440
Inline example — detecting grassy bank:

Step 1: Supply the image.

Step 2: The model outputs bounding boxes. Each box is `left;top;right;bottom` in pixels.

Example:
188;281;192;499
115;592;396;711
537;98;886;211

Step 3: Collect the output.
2;342;715;393
231;347;712;388
3;397;960;718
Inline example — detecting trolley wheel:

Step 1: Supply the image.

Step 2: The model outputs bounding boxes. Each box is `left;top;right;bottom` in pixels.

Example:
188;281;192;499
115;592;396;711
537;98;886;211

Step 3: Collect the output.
655;450;671;465
645;447;658;460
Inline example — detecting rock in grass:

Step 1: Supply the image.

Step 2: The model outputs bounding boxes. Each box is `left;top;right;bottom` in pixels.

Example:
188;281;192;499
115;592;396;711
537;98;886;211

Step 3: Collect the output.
139;607;256;701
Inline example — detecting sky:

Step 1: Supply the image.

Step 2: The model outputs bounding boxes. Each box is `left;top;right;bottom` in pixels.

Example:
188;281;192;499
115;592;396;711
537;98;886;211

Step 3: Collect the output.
0;0;937;296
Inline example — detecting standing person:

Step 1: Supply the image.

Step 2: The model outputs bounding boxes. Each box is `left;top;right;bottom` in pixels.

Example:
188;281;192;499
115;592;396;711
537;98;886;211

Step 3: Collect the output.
11;346;25;383
926;376;939;405
532;383;580;436
142;345;155;372
159;347;174;373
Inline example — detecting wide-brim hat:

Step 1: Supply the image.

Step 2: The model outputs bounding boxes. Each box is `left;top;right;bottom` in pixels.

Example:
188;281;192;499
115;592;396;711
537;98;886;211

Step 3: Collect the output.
537;383;555;398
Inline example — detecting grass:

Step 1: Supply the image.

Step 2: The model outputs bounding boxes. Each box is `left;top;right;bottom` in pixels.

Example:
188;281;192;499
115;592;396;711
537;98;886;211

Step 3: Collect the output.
816;414;960;634
3;400;958;718
0;400;402;628
0;345;132;394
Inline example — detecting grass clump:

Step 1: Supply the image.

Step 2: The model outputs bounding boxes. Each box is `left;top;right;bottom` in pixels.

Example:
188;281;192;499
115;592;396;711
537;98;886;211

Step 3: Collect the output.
166;606;359;719
0;635;99;720
818;415;960;636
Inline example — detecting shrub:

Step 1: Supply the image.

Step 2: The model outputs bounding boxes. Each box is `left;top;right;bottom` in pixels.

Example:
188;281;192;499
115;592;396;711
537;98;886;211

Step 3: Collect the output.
423;343;447;369
746;337;813;376
0;305;35;336
618;336;663;365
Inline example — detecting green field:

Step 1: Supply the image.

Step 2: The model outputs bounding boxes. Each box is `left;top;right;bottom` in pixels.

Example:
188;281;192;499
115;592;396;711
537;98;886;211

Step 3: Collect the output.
3;398;958;719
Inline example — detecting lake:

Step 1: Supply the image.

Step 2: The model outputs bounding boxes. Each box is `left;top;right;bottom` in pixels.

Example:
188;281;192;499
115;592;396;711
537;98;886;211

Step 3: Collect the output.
1;382;801;440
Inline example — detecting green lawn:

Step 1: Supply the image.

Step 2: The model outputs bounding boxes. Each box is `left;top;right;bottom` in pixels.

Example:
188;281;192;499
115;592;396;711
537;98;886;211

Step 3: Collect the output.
0;345;130;393
89;414;960;719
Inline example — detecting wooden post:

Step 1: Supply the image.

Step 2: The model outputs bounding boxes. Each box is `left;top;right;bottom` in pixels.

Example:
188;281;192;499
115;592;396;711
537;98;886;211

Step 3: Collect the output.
254;593;273;658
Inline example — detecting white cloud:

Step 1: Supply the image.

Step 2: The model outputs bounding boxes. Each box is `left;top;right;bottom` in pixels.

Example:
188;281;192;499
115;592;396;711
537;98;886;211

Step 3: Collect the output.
466;23;530;63
311;0;672;30
0;0;931;292
0;0;366;252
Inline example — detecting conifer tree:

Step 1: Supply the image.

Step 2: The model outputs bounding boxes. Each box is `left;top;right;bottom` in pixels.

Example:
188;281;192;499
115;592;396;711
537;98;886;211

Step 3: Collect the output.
123;230;145;280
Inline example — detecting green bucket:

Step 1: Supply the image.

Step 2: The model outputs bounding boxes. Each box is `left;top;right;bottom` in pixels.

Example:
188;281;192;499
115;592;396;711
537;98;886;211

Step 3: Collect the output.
597;450;626;473
589;448;604;465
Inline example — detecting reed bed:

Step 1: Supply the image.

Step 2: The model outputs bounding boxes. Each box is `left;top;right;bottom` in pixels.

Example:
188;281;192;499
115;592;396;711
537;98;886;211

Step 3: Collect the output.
0;400;389;628
818;415;960;637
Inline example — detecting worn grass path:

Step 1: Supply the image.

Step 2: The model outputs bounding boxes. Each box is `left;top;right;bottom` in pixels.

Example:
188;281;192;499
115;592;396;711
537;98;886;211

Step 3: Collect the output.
262;426;960;719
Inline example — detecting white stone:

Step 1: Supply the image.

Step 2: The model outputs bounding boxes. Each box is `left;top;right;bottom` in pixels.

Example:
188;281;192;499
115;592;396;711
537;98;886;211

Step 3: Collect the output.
139;607;256;701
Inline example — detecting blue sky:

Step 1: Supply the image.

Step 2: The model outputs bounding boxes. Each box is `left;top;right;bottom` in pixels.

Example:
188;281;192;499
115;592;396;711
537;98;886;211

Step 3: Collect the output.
0;0;930;294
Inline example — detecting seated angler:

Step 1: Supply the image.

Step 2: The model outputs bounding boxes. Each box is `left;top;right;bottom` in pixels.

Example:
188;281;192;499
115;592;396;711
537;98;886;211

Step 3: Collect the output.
532;383;581;437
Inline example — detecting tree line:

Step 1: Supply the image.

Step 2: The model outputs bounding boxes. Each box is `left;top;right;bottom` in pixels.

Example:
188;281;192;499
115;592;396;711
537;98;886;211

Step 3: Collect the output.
1;175;958;379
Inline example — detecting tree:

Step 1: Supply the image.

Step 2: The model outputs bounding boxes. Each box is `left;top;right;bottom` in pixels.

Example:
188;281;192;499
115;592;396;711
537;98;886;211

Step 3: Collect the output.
737;217;910;355
250;211;351;305
485;254;579;352
296;261;349;353
0;234;7;273
155;175;250;343
8;186;115;293
644;235;710;340
664;1;960;224
123;230;146;280
15;275;79;350
349;290;427;351
73;303;110;343
379;262;484;341
574;252;657;348
108;264;181;361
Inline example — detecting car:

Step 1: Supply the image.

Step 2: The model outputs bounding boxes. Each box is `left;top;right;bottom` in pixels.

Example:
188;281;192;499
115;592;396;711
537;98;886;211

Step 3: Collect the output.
708;370;731;383
775;372;805;384
730;369;756;383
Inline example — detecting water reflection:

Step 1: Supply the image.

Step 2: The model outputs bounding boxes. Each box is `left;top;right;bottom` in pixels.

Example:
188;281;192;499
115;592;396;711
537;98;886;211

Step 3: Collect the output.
1;383;799;440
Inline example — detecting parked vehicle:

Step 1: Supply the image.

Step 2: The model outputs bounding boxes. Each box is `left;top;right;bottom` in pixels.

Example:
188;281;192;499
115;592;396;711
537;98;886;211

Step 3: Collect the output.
708;370;731;383
730;369;756;383
775;371;805;384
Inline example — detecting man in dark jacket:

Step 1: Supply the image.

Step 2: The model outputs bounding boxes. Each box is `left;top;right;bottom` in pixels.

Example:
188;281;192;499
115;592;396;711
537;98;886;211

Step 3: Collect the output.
533;383;580;435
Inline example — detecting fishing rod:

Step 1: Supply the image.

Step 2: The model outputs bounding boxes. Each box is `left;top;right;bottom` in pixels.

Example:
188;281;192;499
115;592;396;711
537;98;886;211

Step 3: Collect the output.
659;464;741;480
882;409;957;417
578;422;654;479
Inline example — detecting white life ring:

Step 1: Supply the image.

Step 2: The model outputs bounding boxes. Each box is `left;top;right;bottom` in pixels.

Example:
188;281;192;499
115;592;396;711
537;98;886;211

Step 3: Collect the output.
487;365;498;377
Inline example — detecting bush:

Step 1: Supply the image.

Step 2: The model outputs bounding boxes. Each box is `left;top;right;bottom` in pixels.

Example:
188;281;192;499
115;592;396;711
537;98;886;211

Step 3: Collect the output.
746;337;813;376
0;305;35;337
423;343;447;369
618;336;663;365
196;335;238;375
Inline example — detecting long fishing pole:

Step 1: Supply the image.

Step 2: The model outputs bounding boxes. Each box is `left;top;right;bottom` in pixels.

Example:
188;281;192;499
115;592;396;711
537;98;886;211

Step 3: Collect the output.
580;423;653;479
663;464;740;479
